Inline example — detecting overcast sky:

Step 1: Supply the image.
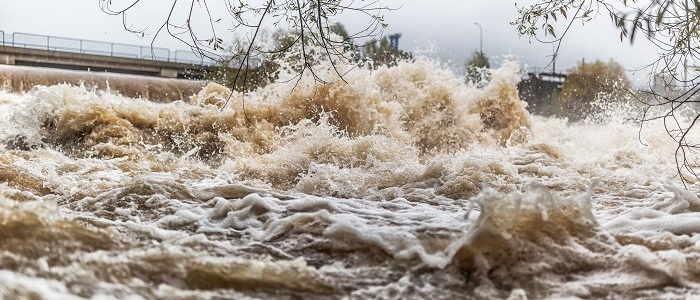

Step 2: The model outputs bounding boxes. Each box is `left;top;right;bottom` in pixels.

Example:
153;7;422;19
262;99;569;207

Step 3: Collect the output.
0;0;661;83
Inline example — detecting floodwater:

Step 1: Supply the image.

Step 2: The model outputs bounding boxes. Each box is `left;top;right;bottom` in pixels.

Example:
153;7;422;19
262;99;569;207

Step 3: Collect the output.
1;59;700;299
0;65;206;102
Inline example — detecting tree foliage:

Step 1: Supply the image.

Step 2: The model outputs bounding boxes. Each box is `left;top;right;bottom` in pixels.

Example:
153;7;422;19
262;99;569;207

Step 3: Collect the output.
99;0;392;90
512;0;700;80
513;0;700;185
205;23;409;90
554;59;632;120
362;36;412;68
464;51;491;85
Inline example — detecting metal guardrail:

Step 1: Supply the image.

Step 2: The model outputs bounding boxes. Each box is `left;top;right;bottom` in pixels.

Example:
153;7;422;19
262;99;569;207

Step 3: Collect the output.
1;31;217;66
12;32;171;62
174;49;218;65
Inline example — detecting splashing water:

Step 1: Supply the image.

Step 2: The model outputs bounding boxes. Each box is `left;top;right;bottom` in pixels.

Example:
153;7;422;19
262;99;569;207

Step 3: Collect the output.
0;58;699;299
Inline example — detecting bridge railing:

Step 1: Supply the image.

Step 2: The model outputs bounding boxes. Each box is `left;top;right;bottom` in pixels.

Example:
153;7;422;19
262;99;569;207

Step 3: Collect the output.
11;32;173;62
174;50;219;65
2;31;223;66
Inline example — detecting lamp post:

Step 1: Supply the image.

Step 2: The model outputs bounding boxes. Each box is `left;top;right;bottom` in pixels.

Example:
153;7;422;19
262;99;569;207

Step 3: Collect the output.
474;22;483;54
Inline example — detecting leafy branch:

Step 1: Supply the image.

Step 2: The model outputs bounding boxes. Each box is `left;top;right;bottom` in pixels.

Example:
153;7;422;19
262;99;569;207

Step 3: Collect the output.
514;0;700;186
99;0;392;88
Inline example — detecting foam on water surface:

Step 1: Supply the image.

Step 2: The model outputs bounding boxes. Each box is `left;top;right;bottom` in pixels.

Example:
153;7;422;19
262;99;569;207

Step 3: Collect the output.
1;58;700;299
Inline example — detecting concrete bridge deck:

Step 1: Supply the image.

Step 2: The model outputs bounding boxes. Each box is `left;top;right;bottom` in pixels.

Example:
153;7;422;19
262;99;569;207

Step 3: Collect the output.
0;31;219;79
0;45;218;79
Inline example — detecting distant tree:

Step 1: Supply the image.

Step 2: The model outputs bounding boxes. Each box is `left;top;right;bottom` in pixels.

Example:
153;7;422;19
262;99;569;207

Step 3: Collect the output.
362;36;412;68
553;59;631;120
464;51;490;85
203;32;272;91
329;23;350;41
329;23;362;63
207;22;362;91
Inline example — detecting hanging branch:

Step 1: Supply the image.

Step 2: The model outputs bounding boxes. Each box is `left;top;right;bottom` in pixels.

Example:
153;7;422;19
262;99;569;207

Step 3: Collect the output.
98;0;391;84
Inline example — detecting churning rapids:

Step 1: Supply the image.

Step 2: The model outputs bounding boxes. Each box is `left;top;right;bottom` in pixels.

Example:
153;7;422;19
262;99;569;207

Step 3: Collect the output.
1;59;700;299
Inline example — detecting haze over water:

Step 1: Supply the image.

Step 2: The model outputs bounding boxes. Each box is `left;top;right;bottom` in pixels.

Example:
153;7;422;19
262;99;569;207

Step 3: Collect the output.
1;57;700;299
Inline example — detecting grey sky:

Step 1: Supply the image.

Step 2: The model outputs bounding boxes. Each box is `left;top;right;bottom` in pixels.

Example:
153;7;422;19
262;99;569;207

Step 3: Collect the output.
0;0;660;82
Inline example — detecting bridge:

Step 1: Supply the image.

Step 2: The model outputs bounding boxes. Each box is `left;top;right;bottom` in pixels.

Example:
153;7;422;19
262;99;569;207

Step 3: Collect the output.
0;31;221;79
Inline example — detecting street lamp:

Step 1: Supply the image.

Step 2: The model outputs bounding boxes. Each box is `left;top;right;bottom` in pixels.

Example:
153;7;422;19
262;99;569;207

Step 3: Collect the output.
473;22;483;54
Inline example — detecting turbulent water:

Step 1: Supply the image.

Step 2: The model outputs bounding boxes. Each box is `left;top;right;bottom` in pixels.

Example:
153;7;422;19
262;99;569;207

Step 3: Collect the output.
0;65;206;102
1;58;700;299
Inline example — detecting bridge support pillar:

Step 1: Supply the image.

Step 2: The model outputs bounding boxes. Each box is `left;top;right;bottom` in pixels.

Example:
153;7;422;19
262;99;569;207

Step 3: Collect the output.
0;54;15;65
160;68;179;78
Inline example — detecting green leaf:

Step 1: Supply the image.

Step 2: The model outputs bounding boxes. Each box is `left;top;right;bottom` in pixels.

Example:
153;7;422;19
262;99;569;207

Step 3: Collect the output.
616;13;625;27
547;24;556;37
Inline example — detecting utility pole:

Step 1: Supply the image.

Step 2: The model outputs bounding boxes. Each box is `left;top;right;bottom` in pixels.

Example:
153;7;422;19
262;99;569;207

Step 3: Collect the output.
552;45;557;74
473;22;483;54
